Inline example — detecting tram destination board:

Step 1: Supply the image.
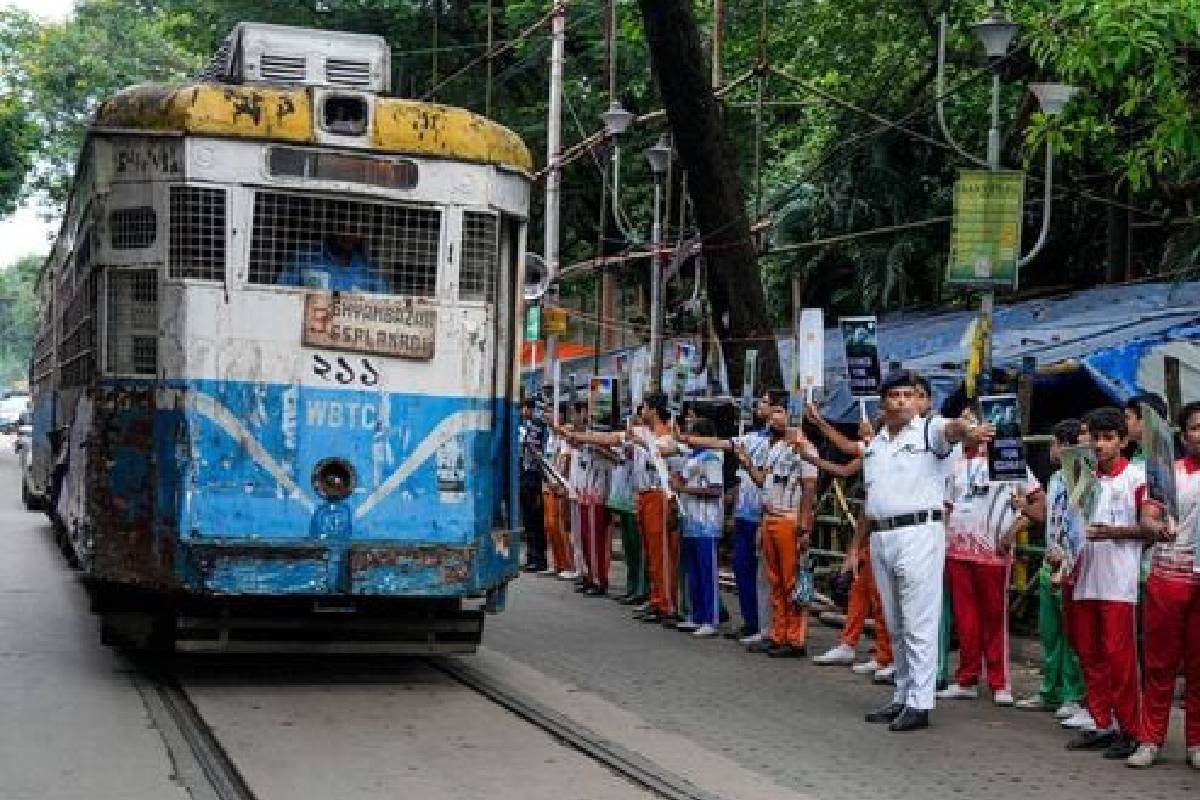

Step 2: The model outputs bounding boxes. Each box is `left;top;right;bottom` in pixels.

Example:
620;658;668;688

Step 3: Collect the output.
303;291;436;360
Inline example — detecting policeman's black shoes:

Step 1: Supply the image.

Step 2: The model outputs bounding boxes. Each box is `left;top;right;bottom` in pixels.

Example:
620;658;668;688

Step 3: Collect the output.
1066;729;1115;751
865;702;906;724
888;708;929;732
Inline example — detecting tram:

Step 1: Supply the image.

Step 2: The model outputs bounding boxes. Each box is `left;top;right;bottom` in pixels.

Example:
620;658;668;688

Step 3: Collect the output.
26;23;533;652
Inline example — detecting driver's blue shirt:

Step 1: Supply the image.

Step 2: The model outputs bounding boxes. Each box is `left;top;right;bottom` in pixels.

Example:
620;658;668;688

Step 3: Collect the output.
275;243;387;293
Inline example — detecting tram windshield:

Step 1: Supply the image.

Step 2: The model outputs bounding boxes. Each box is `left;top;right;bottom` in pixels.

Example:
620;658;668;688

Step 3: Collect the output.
248;191;441;297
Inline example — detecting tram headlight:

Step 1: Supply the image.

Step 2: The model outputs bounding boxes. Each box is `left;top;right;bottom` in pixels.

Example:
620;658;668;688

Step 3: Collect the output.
313;458;357;501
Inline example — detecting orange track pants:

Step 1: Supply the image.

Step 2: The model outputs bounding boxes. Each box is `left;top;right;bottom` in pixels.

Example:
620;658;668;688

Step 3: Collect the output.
543;489;573;572
637;490;678;615
763;513;807;648
840;541;893;665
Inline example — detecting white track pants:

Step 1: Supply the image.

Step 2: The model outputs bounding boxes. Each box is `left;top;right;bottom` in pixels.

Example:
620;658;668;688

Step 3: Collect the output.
569;499;587;579
870;522;945;711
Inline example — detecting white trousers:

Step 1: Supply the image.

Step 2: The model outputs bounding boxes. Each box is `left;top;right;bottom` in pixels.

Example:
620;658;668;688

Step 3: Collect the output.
871;522;945;711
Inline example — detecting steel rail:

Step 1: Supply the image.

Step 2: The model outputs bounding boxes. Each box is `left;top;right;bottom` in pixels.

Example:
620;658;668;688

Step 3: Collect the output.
429;656;727;800
133;666;258;800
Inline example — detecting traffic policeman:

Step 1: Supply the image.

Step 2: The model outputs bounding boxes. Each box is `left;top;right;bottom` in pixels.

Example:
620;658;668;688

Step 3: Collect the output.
861;370;991;732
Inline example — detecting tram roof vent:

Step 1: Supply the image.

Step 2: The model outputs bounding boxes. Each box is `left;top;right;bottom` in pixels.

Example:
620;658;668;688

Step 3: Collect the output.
202;23;390;93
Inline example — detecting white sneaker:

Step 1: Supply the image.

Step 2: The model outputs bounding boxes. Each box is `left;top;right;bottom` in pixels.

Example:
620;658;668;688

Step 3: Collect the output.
851;658;881;675
1061;708;1095;731
936;683;979;700
633;602;652;613
993;689;1014;706
1055;702;1082;720
676;620;700;631
557;570;580;580
739;632;764;646
872;665;896;684
1187;746;1200;770
1126;743;1159;768
693;624;718;637
813;642;857;665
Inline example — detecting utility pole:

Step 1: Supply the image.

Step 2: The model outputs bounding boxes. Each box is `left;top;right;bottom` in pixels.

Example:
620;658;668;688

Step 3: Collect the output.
600;0;619;352
544;2;566;424
711;0;724;89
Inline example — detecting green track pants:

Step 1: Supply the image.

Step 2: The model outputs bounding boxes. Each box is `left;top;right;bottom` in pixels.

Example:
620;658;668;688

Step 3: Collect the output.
1036;564;1085;705
617;510;650;600
938;587;954;685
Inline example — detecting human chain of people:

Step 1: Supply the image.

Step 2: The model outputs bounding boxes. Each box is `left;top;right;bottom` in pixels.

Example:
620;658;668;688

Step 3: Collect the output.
518;371;1200;769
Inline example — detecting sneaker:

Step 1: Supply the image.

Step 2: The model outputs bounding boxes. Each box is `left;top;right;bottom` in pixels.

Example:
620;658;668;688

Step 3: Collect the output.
676;620;700;632
632;602;652;613
1104;734;1138;760
813;642;857;666
693;624;719;637
1187;746;1200;769
1055;702;1083;720
539;566;558;575
993;689;1015;707
739;632;764;646
851;658;881;675
1061;708;1095;731
1015;694;1054;711
557;570;580;580
873;665;896;684
1126;743;1160;768
936;683;979;700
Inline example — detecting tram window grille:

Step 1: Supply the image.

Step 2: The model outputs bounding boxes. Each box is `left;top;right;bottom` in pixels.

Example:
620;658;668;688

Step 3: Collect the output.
247;191;441;296
169;186;226;280
460;211;499;303
111;206;157;250
106;269;158;376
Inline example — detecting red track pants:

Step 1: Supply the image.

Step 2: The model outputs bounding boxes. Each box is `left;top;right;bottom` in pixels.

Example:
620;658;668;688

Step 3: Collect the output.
1139;568;1200;746
1072;598;1139;734
841;542;893;666
581;501;611;591
946;558;1011;691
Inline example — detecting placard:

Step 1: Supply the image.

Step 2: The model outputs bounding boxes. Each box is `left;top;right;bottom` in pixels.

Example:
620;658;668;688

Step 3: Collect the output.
741;349;758;421
1061;445;1099;524
839;316;881;397
588;375;618;431
980;394;1026;482
303;292;435;360
794;308;824;398
1141;402;1178;520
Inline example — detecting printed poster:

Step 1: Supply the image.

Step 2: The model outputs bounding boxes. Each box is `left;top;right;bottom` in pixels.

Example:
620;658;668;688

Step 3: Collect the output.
980;394;1027;482
588;376;618;431
1061;445;1099;524
741;349;758;422
1141;402;1178;520
839;316;881;397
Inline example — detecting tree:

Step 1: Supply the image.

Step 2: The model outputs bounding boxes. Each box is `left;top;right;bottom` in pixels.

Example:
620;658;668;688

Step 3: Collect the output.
637;0;781;391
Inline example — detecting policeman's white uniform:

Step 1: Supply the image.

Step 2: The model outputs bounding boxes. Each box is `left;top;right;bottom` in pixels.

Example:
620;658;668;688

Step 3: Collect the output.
863;414;954;712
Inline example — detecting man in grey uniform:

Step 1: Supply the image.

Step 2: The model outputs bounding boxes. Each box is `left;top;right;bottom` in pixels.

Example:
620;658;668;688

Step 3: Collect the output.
862;370;992;732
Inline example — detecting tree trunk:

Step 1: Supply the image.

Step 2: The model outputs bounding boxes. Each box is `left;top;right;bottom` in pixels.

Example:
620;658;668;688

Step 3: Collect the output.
637;0;782;393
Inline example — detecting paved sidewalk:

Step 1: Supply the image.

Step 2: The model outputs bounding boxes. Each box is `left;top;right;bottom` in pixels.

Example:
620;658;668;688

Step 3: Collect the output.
489;567;1198;800
0;456;185;800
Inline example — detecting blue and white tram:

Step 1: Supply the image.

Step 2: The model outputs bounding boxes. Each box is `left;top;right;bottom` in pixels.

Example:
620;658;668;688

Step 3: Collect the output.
27;23;534;651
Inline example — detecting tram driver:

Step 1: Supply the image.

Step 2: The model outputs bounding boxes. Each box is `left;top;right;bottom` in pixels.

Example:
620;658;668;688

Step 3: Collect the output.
275;223;387;294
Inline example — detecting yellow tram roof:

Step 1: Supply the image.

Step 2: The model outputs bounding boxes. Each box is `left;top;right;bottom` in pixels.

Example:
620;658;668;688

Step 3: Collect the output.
94;83;534;173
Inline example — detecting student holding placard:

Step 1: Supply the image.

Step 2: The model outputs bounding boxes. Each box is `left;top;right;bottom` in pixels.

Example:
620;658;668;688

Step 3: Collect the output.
1065;407;1149;760
1016;419;1087;722
1129;401;1200;769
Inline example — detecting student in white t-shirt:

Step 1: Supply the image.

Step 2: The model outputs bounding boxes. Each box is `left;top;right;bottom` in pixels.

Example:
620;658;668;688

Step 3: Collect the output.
937;445;1043;707
1129;401;1200;769
670;416;726;638
1065;407;1149;760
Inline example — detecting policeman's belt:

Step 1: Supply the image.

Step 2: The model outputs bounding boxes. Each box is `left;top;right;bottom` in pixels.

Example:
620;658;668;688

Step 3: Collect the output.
870;509;944;532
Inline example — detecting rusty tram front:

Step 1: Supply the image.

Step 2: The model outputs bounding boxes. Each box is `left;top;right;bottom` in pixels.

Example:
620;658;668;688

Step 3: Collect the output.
26;24;533;652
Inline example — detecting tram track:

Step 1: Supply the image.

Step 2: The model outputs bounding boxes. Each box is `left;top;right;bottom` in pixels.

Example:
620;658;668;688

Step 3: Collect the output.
133;664;258;800
428;656;727;800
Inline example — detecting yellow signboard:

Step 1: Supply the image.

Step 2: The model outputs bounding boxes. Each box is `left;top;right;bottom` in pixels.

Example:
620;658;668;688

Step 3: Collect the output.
543;307;569;337
947;170;1025;288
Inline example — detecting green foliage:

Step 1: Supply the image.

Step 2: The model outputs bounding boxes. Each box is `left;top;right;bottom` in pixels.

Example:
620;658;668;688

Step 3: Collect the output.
0;97;34;217
0;254;41;387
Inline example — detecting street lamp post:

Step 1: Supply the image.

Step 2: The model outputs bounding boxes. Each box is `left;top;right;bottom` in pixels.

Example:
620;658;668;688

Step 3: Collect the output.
646;133;672;390
937;1;1078;396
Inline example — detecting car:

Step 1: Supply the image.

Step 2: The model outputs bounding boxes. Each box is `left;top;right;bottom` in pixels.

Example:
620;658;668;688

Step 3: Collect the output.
0;393;30;434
